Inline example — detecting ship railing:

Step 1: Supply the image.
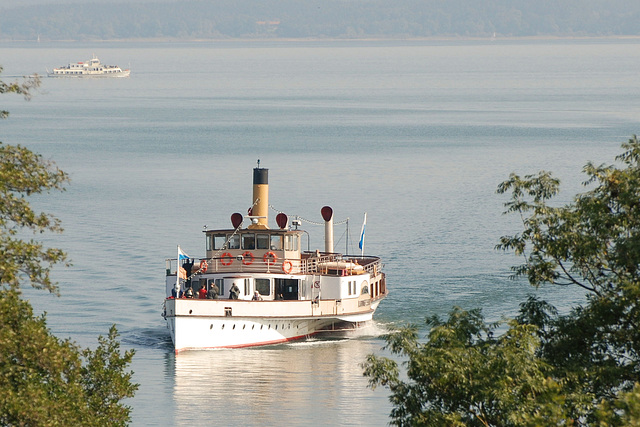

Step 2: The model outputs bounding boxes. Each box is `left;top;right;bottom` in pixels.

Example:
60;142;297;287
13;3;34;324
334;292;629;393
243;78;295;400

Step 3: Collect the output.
165;253;383;277
166;256;305;276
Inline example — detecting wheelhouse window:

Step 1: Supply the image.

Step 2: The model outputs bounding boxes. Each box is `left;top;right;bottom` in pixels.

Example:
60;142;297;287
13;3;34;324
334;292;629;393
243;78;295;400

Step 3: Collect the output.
242;233;255;250
256;234;270;250
270;235;283;250
284;234;299;251
228;234;240;250
212;234;227;250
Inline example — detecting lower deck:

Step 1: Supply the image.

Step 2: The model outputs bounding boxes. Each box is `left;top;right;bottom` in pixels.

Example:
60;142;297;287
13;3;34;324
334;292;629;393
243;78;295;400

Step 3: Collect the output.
164;294;384;319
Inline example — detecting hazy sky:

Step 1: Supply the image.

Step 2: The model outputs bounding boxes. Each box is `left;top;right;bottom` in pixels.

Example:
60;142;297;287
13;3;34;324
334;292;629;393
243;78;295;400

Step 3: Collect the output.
3;0;164;8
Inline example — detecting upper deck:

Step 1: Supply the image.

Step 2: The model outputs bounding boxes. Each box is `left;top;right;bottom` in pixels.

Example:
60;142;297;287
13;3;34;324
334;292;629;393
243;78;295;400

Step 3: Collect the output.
166;247;382;278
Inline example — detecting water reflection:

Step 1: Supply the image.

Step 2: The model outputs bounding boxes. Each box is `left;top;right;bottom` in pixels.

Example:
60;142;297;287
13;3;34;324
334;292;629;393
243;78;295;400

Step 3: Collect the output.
169;338;391;426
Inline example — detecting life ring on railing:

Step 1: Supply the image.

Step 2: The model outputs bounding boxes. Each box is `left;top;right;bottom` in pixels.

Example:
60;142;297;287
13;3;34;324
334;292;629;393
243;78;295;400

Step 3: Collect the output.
199;260;208;273
264;251;278;265
282;260;293;274
242;252;255;265
221;252;233;266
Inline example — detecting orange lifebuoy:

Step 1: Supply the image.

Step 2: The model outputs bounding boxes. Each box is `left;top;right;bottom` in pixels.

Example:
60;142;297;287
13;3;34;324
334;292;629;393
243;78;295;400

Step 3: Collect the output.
282;260;293;274
242;251;255;265
264;251;278;265
221;252;233;266
199;259;208;273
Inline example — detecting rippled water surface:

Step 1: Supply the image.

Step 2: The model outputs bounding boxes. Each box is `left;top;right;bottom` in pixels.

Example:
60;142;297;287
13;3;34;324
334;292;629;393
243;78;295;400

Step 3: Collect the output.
1;38;639;425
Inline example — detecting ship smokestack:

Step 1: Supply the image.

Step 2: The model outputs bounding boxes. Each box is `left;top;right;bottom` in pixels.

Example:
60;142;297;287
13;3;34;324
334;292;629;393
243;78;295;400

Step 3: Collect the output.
248;167;269;230
321;206;334;253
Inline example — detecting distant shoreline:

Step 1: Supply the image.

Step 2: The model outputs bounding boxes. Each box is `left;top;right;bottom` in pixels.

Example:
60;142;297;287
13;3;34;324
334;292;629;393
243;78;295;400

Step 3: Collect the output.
3;35;640;44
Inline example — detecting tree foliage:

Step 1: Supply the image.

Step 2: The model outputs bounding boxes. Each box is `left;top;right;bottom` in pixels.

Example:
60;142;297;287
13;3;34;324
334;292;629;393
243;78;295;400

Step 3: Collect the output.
0;69;68;295
364;310;582;426
0;69;137;425
0;290;137;426
365;137;640;425
0;67;40;119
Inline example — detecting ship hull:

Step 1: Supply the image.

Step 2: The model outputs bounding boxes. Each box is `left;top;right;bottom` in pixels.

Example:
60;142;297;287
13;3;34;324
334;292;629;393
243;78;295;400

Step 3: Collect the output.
164;298;381;352
48;70;130;78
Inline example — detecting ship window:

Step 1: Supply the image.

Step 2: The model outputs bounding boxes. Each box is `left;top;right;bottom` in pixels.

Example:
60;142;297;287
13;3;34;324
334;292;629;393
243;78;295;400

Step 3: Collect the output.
284;234;299;251
213;234;226;250
270;235;283;250
244;278;250;295
228;234;240;250
276;278;299;300
256;234;269;250
216;278;224;295
362;285;369;295
242;233;255;250
255;278;270;296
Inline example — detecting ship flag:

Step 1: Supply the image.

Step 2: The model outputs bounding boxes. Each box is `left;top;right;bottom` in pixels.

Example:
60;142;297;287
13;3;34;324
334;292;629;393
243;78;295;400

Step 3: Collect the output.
358;212;367;255
178;245;190;261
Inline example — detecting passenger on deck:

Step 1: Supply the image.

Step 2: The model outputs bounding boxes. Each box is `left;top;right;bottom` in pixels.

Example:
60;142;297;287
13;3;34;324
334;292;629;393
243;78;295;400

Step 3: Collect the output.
185;287;194;298
198;286;207;299
207;283;219;299
229;283;240;300
182;259;194;277
252;291;263;301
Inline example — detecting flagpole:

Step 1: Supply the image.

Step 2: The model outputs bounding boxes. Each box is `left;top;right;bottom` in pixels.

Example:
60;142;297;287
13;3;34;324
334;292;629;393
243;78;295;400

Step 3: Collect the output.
175;245;181;297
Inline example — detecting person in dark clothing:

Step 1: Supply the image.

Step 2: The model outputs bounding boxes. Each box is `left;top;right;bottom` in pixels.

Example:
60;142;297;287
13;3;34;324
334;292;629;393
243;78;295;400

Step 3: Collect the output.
229;283;240;300
207;283;219;299
182;259;194;278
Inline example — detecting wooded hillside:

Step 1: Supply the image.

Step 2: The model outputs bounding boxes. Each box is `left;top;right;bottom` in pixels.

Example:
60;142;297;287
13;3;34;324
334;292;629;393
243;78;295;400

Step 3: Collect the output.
2;0;640;40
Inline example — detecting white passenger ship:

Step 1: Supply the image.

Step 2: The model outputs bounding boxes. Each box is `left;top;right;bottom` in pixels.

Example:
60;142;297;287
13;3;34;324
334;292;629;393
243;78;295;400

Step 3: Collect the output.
48;56;130;77
163;167;388;352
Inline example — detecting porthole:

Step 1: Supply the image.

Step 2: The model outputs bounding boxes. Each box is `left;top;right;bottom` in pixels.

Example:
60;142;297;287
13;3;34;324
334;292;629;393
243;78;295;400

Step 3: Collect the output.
243;324;246;329
222;324;225;330
275;325;278;330
252;325;255;329
210;324;213;330
260;325;263;330
189;310;193;314
233;324;236;330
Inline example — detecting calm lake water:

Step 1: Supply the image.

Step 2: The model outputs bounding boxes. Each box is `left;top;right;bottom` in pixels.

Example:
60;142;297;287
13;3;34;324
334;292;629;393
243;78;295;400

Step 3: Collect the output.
1;38;639;425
